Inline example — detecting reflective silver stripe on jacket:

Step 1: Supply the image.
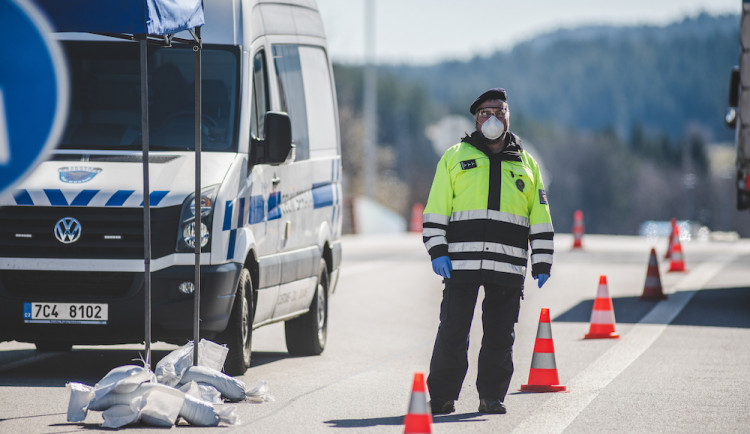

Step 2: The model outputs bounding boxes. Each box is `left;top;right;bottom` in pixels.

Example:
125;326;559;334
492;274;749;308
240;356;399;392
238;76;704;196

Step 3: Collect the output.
531;254;554;265
450;209;530;227
530;222;554;234
423;227;446;237
423;213;450;225
425;236;448;251
453;259;526;275
530;239;554;250
448;241;528;259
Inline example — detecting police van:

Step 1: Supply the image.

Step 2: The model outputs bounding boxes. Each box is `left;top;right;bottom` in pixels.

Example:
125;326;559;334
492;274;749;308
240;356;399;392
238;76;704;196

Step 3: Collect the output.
0;0;342;375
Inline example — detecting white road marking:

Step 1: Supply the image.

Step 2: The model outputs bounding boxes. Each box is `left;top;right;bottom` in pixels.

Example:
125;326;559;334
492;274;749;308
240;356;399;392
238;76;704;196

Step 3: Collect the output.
512;251;746;434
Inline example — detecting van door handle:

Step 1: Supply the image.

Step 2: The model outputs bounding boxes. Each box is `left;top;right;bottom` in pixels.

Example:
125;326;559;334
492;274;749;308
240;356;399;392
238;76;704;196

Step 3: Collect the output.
272;176;281;185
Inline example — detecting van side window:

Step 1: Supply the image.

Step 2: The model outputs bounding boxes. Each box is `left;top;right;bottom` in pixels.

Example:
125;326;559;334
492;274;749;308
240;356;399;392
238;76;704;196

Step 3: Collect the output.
251;50;269;140
272;45;309;160
299;46;338;157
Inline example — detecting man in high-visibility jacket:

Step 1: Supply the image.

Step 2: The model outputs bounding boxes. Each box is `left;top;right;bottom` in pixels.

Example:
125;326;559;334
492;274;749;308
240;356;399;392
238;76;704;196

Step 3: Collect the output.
423;88;553;415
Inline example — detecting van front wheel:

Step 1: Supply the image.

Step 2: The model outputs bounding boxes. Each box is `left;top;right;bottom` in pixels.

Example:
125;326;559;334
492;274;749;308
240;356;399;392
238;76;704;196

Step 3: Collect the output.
219;268;253;376
285;259;329;356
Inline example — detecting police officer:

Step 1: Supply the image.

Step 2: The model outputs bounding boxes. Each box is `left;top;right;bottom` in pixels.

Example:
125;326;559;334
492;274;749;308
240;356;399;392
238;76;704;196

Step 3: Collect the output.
422;88;553;415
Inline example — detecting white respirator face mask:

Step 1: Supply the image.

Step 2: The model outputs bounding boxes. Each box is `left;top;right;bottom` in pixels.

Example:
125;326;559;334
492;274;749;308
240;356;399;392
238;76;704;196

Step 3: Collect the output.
481;115;505;140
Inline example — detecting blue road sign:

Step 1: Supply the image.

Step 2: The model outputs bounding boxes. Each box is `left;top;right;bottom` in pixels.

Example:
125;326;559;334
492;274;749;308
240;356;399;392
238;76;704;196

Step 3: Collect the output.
0;0;68;195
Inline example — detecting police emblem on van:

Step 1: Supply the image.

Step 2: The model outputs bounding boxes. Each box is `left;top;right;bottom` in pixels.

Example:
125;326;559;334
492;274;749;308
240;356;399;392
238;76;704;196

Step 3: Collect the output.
59;167;102;183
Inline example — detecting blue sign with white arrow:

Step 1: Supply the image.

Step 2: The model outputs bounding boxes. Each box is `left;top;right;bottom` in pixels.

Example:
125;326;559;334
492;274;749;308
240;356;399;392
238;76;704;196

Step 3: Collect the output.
0;0;68;195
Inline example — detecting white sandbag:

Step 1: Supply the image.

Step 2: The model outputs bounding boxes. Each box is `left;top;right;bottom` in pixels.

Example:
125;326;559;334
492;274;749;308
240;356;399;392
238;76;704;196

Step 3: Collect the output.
66;382;94;422
101;403;140;429
245;380;275;403
137;385;185;427
155;339;229;387
89;382;172;411
179;394;220;426
94;365;156;400
155;343;193;387
217;406;239;425
178;381;223;405
179;365;246;401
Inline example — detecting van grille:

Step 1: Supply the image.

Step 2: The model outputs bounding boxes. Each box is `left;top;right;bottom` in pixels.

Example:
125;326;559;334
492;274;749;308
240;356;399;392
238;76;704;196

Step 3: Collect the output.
0;270;135;298
0;206;180;259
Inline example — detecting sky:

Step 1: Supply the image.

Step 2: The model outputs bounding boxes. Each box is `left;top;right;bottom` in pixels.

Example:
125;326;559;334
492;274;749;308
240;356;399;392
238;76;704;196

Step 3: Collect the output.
315;0;741;65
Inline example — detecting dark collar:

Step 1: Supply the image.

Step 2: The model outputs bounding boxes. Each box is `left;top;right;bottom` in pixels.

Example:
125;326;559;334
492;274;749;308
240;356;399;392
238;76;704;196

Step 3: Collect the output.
461;131;523;162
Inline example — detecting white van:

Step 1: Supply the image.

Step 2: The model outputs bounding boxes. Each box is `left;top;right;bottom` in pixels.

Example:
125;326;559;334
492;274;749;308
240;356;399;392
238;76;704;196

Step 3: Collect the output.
0;0;342;375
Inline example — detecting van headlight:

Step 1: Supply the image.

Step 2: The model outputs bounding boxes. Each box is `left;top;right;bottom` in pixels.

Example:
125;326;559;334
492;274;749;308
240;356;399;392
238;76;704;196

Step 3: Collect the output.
177;185;218;252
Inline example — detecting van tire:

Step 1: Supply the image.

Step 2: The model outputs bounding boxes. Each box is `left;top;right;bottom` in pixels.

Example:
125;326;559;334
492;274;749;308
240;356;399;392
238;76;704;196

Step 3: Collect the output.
285;259;329;356
219;268;253;376
34;341;72;352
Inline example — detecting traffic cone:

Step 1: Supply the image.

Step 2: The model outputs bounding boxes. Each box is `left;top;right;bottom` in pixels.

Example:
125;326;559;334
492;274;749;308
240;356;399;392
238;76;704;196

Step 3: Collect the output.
584;275;619;339
572;210;584;249
410;203;424;233
664;218;677;260
668;236;686;272
521;308;567;392
641;248;667;300
404;372;431;434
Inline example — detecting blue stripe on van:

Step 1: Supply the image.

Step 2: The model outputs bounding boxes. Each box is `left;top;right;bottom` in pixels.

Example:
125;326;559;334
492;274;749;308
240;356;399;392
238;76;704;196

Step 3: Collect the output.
312;182;334;209
249;195;264;224
71;190;98;206
223;200;234;230
14;190;33;205
140;191;169;206
237;197;245;229
226;229;237;260
267;191;281;221
44;189;68;206
106;190;134;206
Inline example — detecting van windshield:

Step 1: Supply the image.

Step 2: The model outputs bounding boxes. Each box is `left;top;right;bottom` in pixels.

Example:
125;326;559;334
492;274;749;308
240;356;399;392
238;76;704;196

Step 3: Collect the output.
58;41;240;152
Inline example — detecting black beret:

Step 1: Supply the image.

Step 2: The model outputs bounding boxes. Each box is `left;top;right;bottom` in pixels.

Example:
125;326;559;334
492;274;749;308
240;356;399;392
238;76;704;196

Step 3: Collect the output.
469;88;508;114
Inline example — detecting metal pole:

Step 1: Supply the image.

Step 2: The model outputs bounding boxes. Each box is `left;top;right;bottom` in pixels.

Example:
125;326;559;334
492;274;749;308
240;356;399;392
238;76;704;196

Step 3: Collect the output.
139;36;152;369
362;0;377;199
193;27;202;366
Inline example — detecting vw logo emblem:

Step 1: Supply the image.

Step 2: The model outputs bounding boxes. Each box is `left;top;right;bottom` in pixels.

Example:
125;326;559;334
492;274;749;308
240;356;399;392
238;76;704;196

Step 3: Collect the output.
54;217;82;244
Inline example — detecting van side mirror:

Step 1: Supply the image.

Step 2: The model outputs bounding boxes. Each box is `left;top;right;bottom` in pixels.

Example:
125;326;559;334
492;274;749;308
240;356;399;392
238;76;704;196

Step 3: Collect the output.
251;111;293;165
727;66;740;129
729;66;740;107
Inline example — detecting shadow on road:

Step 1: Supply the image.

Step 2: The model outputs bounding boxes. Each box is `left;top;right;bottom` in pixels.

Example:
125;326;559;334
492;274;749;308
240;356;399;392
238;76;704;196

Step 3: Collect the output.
553;286;750;329
0;347;293;387
250;350;290;368
324;412;487;429
0;348;173;387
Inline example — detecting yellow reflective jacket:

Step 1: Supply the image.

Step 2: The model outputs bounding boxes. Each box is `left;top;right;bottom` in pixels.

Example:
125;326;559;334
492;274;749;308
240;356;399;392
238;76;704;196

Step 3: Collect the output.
423;132;553;288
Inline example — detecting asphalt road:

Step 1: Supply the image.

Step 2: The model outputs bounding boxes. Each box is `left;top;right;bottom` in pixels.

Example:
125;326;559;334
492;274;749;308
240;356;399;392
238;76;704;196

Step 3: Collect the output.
1;233;749;433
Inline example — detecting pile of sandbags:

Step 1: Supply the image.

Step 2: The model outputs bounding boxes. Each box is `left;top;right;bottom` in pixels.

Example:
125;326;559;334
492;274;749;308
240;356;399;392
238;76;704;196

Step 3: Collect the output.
66;339;272;428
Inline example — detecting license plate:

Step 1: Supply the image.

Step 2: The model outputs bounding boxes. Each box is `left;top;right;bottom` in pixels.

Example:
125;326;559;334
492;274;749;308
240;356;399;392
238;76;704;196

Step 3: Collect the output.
24;302;108;325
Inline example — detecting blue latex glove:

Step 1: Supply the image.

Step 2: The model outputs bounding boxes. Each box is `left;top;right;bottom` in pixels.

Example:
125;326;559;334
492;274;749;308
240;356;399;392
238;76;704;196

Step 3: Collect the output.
431;256;452;279
534;273;550;288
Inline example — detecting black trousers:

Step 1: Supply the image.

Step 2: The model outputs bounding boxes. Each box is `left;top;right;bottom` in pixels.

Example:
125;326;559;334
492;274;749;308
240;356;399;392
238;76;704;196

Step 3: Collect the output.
427;279;521;403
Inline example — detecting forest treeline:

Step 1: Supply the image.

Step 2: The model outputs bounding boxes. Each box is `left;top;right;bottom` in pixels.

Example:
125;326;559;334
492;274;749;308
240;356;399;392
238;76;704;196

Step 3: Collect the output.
332;13;750;236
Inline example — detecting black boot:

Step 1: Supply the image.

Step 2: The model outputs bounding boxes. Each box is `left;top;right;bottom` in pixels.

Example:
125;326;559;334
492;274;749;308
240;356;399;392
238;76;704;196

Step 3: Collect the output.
478;398;506;414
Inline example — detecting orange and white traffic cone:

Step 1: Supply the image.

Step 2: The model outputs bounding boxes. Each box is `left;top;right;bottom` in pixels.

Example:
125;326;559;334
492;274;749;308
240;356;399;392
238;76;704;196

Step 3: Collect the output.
668;236;686;272
410;203;425;233
521;308;567;392
404;372;432;434
640;248;667;300
572;210;584;249
584;275;619;339
665;218;677;260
